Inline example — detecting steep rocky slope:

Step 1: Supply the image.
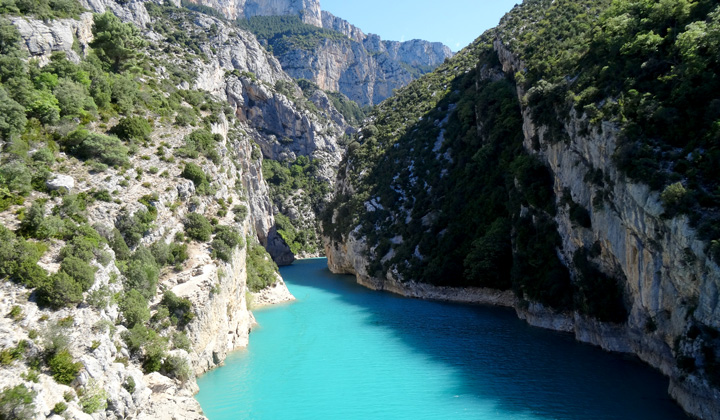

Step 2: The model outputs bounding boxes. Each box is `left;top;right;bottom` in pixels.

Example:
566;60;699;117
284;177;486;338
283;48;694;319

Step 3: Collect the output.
185;0;322;25
0;0;356;417
323;0;720;418
188;0;453;106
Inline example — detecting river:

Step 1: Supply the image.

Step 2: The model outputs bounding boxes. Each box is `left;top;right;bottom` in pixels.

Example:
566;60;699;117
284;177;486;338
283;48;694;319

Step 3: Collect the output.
195;258;688;419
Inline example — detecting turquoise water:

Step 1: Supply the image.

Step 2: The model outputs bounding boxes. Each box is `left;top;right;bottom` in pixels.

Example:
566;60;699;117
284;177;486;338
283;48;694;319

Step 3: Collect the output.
196;259;688;419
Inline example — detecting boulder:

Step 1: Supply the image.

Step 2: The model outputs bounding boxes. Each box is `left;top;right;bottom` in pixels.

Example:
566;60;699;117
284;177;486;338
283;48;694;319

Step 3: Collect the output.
46;174;75;192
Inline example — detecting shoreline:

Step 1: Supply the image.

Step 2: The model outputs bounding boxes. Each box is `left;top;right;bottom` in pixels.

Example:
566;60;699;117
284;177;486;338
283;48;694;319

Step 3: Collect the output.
329;265;717;420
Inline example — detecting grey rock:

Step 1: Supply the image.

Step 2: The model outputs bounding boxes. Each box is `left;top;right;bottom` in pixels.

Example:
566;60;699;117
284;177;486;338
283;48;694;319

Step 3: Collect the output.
11;13;94;65
184;0;322;25
46;174;75;192
266;226;294;266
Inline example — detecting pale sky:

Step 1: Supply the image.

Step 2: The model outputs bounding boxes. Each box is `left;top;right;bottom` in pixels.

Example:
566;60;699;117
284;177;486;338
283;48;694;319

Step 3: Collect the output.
319;0;520;51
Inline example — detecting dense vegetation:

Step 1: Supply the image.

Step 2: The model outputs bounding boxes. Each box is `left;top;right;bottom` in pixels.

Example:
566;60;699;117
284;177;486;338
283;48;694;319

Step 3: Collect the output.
324;34;580;310
263;156;329;255
503;0;720;247
236;15;348;55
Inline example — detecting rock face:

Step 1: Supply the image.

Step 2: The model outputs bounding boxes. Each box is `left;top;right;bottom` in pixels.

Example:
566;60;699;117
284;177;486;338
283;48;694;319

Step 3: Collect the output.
184;0;322;25
270;11;453;106
10;13;94;65
187;1;453;105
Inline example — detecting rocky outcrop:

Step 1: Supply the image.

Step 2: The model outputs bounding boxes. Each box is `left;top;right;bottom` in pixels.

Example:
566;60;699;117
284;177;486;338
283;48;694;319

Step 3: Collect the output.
10;13;94;65
184;0;322;25
275;17;453;106
320;11;364;43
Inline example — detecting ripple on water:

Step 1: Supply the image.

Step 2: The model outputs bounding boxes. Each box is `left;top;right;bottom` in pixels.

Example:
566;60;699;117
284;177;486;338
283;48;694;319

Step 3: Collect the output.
196;258;689;420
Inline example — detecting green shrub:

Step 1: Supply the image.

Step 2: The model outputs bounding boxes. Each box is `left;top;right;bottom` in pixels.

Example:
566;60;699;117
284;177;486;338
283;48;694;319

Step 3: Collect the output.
48;348;81;385
60;256;97;291
36;271;83;309
174;106;197;126
90;12;145;72
26;89;61;125
86;285;111;310
52;193;89;224
177;129;220;163
64;129;129;167
122;376;136;394
0;85;26;140
54;77;94;118
121;246;160;299
246;240;278;292
0;225;48;288
119;289;150;328
52;401;67;414
18;200;45;238
121;324;167;373
115;209;156;248
180;162;210;194
93;189;112;202
7;305;22;321
161;354;191;383
172;331;191;352
78;381;107;414
108;228;131;260
111;116;152;141
211;225;244;262
160;291;194;328
0;384;36;420
59;225;103;261
0;160;32;195
0;0;84;20
0;340;27;365
232;205;248;222
183;212;212;242
150;241;188;267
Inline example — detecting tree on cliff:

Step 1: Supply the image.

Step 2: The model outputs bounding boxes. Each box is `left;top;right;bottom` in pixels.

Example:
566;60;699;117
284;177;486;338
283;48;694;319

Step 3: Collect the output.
90;12;145;72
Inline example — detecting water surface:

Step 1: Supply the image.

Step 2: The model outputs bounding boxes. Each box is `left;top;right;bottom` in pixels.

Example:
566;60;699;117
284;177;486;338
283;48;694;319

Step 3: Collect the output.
196;258;688;419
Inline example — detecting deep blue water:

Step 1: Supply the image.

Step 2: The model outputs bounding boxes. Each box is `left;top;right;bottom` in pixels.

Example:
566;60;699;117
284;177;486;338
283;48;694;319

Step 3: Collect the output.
196;258;688;419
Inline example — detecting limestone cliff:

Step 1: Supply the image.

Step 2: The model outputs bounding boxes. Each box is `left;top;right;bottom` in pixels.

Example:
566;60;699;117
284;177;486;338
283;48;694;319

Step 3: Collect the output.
266;13;453;106
322;2;720;419
186;0;453;106
0;0;330;417
184;0;322;25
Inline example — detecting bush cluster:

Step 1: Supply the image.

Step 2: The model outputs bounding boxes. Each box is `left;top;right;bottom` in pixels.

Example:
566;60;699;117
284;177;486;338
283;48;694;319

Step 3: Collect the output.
183;212;212;242
211;224;244;262
246;239;278;292
181;162;211;194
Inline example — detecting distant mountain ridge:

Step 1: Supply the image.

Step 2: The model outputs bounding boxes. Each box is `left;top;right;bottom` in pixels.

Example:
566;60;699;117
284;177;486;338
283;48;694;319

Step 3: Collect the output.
185;0;453;105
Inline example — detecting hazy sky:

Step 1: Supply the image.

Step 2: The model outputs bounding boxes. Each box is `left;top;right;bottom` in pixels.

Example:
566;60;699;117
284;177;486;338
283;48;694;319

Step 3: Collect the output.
319;0;520;51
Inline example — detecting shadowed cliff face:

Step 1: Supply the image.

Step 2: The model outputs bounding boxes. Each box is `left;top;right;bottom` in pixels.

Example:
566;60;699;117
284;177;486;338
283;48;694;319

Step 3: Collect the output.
322;0;720;418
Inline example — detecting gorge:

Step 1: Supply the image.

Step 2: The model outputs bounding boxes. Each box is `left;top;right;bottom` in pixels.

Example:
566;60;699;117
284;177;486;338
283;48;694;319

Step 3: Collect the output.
0;0;718;419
